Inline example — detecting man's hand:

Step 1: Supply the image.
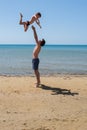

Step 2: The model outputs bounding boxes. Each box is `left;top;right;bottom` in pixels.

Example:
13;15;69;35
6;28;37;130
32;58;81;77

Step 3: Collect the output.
31;25;38;43
32;25;35;30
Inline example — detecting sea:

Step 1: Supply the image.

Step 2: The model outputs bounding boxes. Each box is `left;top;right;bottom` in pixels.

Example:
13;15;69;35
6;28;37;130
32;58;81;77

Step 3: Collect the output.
0;44;87;76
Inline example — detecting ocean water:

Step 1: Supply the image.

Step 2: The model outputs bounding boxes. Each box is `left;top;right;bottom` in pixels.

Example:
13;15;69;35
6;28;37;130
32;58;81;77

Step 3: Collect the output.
0;44;87;76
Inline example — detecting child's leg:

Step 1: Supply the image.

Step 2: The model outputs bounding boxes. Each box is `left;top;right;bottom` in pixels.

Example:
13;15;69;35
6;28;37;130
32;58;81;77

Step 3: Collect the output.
19;13;24;25
19;13;29;32
24;22;29;32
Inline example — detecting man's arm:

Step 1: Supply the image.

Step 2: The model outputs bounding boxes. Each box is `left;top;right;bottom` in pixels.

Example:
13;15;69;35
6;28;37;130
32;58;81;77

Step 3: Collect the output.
31;26;39;44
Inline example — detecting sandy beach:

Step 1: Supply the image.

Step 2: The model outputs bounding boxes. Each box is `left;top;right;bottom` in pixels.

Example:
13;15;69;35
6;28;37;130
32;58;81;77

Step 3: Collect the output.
0;75;87;130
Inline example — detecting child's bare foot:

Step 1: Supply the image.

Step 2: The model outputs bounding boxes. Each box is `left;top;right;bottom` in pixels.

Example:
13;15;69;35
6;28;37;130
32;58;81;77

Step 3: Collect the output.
19;13;23;25
20;13;23;18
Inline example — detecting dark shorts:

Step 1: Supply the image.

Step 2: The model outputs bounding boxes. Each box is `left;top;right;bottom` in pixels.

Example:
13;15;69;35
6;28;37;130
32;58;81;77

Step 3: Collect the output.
32;58;39;70
26;21;30;26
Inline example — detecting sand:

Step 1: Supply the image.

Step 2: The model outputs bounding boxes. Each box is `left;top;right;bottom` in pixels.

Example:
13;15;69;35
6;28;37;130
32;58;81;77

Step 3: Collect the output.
0;75;87;130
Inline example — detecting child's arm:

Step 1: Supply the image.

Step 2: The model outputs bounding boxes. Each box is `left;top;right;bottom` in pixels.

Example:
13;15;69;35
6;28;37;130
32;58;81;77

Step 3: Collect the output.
36;19;42;28
31;26;39;44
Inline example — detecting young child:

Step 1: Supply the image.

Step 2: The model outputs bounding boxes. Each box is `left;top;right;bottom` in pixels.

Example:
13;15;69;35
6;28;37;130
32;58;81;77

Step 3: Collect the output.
19;12;42;32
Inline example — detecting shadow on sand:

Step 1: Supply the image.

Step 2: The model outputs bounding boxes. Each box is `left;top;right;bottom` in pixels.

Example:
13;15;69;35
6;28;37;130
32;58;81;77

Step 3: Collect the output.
40;84;79;96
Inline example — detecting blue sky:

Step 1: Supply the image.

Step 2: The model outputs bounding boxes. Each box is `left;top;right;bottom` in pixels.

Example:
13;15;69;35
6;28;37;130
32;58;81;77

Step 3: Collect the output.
0;0;87;44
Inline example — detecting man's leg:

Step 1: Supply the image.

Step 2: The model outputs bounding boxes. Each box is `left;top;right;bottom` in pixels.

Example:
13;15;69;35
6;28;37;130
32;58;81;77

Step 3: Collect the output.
34;70;40;87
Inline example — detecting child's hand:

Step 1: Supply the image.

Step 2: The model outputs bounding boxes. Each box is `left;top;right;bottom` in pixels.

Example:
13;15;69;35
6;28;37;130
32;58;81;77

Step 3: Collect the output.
39;25;42;28
31;25;35;30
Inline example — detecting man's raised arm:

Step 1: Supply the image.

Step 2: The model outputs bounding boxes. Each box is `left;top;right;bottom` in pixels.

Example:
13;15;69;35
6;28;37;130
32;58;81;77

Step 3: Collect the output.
31;26;38;44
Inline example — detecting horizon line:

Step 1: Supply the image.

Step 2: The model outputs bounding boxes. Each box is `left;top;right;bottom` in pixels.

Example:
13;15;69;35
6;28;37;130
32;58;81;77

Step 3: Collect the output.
0;43;87;46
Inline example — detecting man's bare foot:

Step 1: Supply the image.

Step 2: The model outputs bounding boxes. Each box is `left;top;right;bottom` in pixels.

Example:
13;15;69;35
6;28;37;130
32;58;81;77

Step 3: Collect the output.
34;82;41;88
35;83;39;87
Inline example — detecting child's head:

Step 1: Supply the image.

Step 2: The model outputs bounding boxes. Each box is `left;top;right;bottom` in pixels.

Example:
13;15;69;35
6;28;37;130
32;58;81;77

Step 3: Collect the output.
40;39;46;47
36;12;41;18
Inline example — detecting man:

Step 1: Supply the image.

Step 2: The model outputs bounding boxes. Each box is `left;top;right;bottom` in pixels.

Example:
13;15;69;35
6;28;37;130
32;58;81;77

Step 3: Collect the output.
31;25;45;87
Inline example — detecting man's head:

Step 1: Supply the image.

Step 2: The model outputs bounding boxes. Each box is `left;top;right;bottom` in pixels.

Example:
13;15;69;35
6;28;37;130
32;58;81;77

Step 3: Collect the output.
40;39;46;47
36;12;41;18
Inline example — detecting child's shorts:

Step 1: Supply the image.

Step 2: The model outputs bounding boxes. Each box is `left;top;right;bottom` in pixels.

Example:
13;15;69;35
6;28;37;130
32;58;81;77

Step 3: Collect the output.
32;58;39;70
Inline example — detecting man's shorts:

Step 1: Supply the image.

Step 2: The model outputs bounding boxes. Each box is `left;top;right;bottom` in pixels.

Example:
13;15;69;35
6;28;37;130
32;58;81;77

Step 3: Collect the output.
32;58;39;70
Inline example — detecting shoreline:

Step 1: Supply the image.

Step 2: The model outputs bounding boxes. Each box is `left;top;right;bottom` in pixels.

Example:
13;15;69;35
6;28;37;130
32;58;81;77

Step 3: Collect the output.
0;73;87;77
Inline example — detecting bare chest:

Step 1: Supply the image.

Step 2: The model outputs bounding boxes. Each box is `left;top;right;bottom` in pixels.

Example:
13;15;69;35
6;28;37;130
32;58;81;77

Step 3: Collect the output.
33;46;41;58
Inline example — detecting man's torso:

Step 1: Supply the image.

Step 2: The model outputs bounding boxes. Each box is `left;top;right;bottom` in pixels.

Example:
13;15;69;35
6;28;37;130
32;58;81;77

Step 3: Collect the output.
33;45;41;58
